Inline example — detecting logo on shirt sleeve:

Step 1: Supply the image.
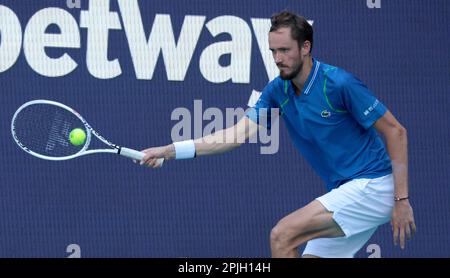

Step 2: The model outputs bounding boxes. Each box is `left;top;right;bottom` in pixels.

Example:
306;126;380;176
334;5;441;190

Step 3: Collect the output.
363;99;379;116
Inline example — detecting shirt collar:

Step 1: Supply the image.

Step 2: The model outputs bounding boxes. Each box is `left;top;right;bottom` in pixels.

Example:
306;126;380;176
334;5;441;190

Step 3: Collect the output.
283;58;320;97
302;58;320;95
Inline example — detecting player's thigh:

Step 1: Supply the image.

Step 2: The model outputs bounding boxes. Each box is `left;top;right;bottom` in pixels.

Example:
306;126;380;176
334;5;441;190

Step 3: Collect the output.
275;200;345;239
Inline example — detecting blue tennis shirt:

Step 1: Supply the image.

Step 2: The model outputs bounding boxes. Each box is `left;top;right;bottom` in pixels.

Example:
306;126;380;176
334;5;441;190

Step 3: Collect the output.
247;59;392;191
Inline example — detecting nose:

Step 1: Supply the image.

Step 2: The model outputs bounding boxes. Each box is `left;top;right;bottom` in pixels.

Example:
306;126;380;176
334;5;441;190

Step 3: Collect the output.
273;51;283;64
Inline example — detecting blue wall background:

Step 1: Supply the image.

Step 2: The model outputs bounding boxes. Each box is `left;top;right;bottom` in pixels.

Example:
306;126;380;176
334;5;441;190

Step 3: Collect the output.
1;0;449;257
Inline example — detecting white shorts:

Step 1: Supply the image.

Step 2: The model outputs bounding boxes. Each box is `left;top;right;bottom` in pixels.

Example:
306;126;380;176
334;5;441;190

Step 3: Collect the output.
303;174;394;258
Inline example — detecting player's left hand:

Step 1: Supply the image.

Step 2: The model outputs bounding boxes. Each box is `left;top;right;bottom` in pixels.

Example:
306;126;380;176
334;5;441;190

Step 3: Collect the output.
391;200;416;249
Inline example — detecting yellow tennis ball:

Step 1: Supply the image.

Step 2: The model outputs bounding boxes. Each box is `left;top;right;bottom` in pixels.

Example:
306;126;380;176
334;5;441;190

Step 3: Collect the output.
69;128;86;146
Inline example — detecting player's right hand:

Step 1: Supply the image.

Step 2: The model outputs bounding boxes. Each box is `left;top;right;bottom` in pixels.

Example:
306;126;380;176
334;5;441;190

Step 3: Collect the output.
139;145;173;168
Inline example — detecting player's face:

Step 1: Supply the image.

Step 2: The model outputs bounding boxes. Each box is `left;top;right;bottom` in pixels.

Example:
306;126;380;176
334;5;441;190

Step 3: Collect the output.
269;27;303;80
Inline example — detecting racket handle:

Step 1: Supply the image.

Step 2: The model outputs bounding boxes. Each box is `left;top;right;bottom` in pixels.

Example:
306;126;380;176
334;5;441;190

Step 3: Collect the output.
120;147;144;160
120;147;164;165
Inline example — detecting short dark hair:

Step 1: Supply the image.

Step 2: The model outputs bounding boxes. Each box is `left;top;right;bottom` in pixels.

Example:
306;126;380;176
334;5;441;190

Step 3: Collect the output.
270;11;313;52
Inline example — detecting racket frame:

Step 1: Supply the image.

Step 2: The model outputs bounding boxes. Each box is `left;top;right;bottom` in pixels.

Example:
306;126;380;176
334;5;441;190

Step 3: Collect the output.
11;99;144;161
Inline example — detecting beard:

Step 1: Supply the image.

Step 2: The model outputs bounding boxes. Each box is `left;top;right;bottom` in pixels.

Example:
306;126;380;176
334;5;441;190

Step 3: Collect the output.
279;60;303;80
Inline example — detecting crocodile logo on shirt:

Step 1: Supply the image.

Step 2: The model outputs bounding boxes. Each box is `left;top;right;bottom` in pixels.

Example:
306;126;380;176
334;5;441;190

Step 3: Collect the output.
321;110;331;118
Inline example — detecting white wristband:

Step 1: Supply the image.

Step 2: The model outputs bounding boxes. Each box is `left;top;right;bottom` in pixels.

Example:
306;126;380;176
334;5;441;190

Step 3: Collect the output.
173;139;196;160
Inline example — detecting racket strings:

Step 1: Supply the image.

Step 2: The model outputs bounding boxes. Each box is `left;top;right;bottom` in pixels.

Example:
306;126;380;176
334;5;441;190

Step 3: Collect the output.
13;104;87;157
46;110;70;151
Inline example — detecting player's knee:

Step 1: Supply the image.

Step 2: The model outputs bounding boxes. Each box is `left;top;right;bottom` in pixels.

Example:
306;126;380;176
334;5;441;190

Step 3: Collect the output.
270;222;294;248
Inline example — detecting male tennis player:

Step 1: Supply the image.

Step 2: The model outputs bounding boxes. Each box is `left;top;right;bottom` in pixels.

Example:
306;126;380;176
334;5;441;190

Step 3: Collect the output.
140;11;416;258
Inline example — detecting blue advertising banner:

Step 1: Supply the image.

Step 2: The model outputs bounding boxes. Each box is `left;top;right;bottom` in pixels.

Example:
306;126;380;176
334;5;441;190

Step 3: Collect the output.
0;0;449;258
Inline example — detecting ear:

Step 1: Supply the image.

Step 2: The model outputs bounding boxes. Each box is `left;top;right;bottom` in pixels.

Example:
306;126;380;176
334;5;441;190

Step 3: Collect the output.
301;41;311;56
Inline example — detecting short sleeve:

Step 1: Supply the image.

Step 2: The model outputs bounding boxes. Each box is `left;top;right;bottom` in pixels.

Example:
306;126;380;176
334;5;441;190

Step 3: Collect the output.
340;73;387;129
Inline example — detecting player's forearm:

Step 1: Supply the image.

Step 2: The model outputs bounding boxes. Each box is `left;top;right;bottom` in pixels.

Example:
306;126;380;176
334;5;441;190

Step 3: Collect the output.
193;117;258;156
194;128;243;156
158;129;236;160
161;130;241;159
163;117;257;159
385;125;409;198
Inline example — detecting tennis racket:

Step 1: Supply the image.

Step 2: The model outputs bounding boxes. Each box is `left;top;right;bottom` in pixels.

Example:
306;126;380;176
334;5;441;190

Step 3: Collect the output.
11;99;164;165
